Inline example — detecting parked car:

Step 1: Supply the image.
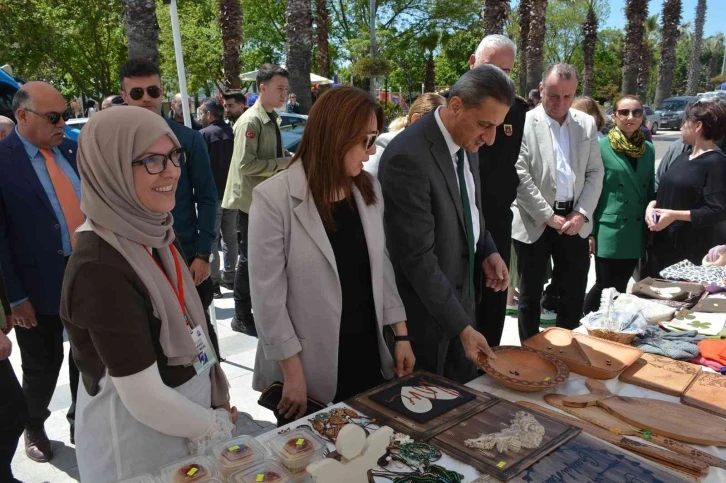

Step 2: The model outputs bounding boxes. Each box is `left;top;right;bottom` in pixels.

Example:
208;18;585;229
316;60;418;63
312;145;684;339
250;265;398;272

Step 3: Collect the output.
603;105;659;136
655;96;696;130
281;126;305;154
279;112;307;131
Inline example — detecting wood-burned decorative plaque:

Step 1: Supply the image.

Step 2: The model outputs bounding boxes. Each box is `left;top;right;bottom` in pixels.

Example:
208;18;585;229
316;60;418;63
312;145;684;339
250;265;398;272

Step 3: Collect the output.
431;399;580;481
619;353;701;396
346;371;497;441
681;371;726;417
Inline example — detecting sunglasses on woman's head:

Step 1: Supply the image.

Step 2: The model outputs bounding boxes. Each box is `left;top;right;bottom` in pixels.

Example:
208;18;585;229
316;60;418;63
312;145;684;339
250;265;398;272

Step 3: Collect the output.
364;132;379;150
26;108;72;125
615;108;644;119
132;148;187;175
128;86;162;101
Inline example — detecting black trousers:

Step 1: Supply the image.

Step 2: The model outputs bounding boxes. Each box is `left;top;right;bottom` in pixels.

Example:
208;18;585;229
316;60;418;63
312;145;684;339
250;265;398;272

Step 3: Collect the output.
234;211;252;320
583;257;639;314
0;358;26;481
13;313;78;432
514;226;589;342
475;214;512;347
186;256;220;359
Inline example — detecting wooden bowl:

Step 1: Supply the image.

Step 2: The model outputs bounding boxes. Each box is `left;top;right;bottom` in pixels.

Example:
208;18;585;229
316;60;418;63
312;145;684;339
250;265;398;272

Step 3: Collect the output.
477;346;570;392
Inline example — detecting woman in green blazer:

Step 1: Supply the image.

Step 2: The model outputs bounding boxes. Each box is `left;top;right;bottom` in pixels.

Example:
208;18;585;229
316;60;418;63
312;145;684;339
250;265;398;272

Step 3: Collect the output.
583;95;655;314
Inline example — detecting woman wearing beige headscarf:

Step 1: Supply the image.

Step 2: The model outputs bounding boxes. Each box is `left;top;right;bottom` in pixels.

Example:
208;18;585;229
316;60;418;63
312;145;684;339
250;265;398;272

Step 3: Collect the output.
60;107;235;482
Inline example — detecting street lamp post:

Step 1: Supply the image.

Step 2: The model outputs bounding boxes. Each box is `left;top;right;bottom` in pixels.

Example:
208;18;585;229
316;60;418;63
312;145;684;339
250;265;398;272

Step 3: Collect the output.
370;0;376;97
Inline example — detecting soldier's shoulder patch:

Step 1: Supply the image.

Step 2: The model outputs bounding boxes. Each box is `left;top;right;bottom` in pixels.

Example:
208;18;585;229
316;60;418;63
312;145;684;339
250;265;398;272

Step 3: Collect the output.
245;130;256;139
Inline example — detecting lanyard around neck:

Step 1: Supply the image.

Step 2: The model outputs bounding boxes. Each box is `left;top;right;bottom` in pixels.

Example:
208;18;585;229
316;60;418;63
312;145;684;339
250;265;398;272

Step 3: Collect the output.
147;245;189;324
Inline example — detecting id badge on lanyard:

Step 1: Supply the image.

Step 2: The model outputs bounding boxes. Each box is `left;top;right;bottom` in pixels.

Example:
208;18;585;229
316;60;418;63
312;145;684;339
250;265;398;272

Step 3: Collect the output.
148;245;217;376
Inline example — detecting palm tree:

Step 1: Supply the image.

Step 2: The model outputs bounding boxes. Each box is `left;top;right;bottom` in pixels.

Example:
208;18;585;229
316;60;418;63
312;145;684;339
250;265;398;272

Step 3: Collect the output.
285;0;313;112
418;31;440;92
706;35;726;89
120;0;160;65
218;0;243;89
483;0;510;36
686;0;707;95
315;0;332;77
653;0;682;107
517;0;532;96
581;0;598;97
621;0;648;95
637;15;659;102
525;0;547;91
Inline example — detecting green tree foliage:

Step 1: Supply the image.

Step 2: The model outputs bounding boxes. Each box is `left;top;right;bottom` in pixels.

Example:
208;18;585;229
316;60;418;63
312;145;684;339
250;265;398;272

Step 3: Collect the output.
0;0;127;100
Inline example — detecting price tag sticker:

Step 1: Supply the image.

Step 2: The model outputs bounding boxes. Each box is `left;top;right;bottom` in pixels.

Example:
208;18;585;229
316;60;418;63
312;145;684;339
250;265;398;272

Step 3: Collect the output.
543;376;551;382
296;438;305;446
497;461;506;468
187;467;199;476
228;445;240;451
256;474;265;482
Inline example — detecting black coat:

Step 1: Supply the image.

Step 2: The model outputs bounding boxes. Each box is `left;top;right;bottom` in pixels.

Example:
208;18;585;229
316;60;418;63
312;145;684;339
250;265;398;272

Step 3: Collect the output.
200;120;235;198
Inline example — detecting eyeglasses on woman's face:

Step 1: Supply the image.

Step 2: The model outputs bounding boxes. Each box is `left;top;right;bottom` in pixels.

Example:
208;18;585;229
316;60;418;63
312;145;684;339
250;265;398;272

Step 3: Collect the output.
615;108;644;119
132;148;187;174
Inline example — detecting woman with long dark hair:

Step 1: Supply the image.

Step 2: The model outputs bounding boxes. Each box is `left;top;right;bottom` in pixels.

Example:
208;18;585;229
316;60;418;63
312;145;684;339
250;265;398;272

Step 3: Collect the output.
249;86;415;423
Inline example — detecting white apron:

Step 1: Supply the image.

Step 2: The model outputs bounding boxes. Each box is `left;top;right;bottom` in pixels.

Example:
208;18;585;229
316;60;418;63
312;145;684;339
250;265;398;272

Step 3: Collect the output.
75;371;212;482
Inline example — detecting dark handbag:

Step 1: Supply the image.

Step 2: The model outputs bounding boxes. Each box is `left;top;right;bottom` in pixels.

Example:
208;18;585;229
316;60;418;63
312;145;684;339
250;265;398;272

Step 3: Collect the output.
257;381;327;417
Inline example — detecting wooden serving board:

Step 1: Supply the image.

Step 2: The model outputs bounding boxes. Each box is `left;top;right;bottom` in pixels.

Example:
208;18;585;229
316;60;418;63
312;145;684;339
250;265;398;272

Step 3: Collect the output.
682;372;726;417
431;399;579;481
619;354;701;397
562;378;726;447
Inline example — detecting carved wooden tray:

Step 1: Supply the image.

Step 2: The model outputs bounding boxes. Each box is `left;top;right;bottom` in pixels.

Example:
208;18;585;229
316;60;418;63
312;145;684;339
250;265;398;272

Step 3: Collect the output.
477;345;570;392
619;353;701;396
431;399;580;481
523;327;643;379
346;371;497;441
681;371;726;417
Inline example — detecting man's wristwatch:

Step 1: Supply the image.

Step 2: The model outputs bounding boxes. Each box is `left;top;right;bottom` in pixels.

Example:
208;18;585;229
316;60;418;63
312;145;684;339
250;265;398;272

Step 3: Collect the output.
195;253;211;263
394;335;412;343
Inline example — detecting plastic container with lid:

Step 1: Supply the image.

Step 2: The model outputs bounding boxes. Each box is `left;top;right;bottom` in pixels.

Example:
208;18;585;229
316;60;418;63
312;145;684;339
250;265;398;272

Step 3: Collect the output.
158;455;221;483
229;459;293;483
118;474;159;483
208;435;267;478
266;427;325;475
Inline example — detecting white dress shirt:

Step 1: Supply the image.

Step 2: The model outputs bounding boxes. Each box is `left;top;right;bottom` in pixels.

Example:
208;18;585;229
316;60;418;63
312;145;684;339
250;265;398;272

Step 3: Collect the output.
434;107;480;245
545;113;574;202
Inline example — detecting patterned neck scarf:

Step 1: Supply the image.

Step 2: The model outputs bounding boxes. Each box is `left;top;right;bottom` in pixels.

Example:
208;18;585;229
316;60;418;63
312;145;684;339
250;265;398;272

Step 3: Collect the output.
608;125;646;159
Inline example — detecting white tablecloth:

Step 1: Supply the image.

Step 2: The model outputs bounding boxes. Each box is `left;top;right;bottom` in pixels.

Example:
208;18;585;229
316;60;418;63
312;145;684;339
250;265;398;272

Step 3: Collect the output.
255;373;726;482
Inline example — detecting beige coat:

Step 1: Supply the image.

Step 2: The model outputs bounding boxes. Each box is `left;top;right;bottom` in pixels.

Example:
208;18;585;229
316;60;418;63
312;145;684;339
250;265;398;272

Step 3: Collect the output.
511;105;604;243
249;161;407;403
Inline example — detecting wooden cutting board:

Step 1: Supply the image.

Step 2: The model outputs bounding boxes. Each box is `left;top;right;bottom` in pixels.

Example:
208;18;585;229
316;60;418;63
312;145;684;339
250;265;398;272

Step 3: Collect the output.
682;372;726;417
619;354;701;397
561;378;726;447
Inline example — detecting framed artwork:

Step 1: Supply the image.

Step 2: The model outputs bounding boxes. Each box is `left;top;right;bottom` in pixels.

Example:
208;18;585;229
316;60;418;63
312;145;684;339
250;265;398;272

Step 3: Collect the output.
347;371;497;441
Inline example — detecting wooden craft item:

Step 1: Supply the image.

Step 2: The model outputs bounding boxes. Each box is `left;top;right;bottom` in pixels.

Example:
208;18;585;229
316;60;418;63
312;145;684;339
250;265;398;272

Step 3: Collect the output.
306;425;393;483
682;372;726;417
523;327;643;379
561;378;726;447
431;399;579;481
508;427;694;482
543;394;725;472
619;354;702;397
347;371;497;441
477;345;569;392
517;400;708;478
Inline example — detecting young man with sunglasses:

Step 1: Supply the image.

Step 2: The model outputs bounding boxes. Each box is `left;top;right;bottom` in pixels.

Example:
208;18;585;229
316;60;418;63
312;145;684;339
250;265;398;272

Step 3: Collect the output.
119;58;221;356
221;63;291;337
0;81;81;463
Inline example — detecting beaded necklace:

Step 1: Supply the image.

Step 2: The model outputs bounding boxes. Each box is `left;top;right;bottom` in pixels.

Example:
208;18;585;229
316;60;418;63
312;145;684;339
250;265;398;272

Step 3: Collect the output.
370;464;464;483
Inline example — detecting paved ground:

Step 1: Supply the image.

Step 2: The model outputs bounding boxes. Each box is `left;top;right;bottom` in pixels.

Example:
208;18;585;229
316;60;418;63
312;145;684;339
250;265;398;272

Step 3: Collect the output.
652;129;681;162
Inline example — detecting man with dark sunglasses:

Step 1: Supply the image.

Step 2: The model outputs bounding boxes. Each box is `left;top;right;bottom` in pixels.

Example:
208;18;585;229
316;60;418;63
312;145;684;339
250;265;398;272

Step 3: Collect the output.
0;81;82;463
120;58;221;356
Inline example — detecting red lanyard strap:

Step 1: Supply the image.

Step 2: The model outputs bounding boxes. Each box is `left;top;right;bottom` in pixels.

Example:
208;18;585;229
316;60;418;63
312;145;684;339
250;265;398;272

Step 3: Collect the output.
147;245;189;323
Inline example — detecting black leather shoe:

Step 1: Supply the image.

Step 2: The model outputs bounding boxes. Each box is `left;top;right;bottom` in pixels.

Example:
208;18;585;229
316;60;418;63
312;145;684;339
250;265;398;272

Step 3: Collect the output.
213;285;223;299
231;315;257;337
25;428;53;463
220;280;235;291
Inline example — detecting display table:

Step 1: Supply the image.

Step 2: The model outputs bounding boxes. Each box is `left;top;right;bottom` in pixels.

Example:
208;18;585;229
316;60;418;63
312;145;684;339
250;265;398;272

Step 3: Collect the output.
253;372;726;481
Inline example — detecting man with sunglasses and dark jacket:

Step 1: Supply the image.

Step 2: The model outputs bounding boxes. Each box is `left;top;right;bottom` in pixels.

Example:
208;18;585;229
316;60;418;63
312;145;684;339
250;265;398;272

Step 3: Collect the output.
120;58;221;356
0;81;81;463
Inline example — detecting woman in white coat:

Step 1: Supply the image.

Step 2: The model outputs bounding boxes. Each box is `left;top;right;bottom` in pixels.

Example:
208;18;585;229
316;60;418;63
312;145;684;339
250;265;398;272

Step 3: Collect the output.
249;87;415;424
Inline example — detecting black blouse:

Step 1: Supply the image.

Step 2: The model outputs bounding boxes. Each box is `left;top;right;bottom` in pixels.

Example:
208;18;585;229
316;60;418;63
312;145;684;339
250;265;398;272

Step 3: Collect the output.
325;199;383;402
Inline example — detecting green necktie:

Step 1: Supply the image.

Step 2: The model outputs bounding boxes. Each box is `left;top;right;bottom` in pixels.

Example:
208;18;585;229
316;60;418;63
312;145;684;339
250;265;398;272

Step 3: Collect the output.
456;149;475;296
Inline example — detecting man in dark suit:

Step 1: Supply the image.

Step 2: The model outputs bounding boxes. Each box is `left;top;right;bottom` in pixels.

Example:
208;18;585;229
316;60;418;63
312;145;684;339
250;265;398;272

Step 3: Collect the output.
379;66;515;383
0;82;81;462
469;34;529;347
199;98;238;298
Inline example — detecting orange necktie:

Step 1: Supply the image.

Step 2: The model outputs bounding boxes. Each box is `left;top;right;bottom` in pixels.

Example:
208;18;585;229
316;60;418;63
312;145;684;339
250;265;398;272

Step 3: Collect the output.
40;148;84;250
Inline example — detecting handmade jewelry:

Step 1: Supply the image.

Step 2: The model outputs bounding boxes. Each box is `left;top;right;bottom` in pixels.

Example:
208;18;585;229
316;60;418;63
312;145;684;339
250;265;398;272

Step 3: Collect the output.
464;411;545;453
308;407;379;442
370;464;464;483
